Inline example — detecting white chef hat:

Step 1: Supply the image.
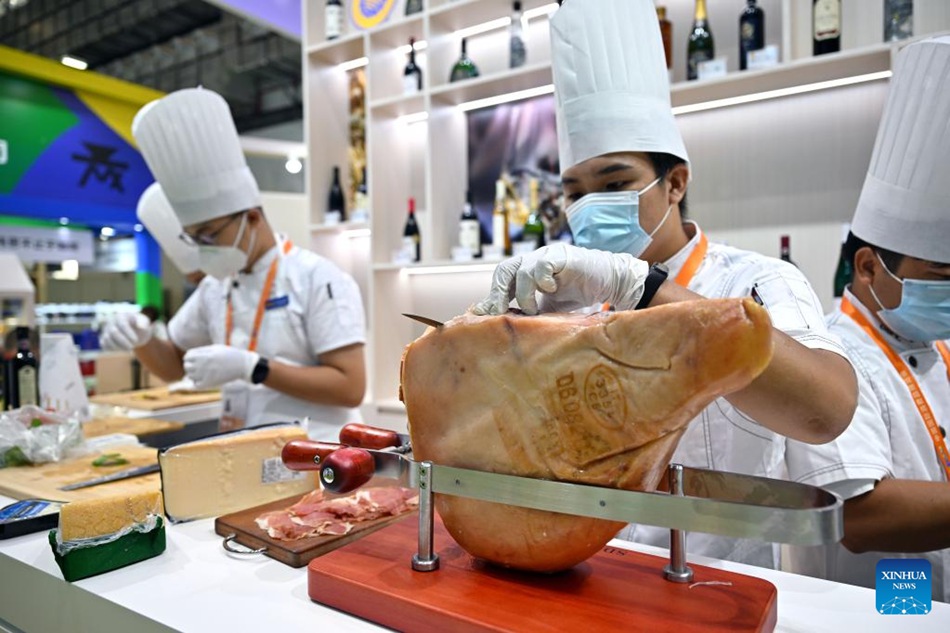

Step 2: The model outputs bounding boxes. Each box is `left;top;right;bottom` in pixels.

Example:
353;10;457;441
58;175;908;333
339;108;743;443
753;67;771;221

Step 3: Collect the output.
132;88;260;227
550;0;689;172
136;182;200;274
852;36;950;264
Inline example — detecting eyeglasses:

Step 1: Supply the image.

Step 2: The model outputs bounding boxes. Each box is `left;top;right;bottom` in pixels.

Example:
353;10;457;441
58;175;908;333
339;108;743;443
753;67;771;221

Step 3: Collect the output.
179;212;244;247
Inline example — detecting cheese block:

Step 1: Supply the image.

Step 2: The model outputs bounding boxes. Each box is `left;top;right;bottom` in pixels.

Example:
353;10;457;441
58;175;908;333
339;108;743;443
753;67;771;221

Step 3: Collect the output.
59;490;164;541
159;423;318;522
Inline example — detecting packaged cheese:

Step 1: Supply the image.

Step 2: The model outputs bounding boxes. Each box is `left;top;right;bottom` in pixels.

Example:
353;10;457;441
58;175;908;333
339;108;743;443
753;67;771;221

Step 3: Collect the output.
159;423;317;522
60;489;163;541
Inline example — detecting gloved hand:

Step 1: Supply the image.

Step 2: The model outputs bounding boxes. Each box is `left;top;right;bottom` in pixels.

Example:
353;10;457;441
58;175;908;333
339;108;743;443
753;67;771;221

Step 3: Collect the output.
100;313;154;350
183;345;260;389
471;243;651;315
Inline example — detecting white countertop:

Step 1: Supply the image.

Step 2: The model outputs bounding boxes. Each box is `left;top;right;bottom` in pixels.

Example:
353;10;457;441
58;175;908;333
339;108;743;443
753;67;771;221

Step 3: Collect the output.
0;492;946;632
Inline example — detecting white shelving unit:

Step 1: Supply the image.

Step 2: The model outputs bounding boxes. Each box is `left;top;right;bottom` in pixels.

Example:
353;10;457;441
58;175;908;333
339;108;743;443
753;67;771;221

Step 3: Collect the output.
303;0;950;427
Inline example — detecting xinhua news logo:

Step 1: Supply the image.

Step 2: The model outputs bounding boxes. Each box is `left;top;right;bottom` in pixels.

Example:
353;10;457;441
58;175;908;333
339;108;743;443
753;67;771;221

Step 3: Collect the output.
876;558;931;615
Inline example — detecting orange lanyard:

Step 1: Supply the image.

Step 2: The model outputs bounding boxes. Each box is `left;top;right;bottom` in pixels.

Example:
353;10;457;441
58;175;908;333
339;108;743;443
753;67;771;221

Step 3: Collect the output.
673;232;708;288
841;297;950;480
225;240;292;353
938;341;950;382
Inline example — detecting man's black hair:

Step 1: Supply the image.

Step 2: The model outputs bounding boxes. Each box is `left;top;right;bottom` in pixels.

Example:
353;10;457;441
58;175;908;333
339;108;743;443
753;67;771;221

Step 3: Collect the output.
842;231;905;283
647;152;688;217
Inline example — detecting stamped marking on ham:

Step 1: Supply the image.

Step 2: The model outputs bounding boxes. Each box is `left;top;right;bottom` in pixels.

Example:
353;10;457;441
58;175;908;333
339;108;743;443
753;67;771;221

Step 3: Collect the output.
401;299;774;572
255;487;418;541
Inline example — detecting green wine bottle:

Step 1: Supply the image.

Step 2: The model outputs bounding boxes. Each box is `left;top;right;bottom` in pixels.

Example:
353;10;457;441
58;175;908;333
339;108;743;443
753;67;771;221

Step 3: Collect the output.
522;178;545;250
687;0;715;80
450;38;480;83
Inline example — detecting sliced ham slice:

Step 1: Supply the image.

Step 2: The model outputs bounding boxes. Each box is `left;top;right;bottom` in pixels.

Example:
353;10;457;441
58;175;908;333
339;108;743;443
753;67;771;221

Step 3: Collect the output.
401;299;773;572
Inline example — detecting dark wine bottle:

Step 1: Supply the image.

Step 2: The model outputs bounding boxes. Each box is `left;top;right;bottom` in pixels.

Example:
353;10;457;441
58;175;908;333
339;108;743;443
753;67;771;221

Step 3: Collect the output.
403;37;423;95
813;0;841;56
739;0;764;71
325;0;343;41
328;166;346;222
459;190;481;258
403;197;421;263
405;0;423;16
687;0;715;81
12;327;38;408
657;6;673;79
509;2;527;69
450;38;480;83
779;235;797;267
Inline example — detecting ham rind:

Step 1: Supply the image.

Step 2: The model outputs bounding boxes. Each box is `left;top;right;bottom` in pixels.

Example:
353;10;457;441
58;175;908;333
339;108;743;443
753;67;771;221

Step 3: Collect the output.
400;298;774;573
256;486;418;541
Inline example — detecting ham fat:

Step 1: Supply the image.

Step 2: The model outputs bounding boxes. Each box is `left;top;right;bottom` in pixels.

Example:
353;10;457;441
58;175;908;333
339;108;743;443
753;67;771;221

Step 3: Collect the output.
400;299;773;572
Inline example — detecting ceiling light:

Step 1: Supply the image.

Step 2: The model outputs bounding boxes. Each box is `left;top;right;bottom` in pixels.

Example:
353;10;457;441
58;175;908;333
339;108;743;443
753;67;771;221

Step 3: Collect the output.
134;223;144;232
51;260;80;281
284;157;303;174
396;40;428;55
61;55;88;70
456;17;511;40
59;217;69;225
339;57;368;71
458;84;555;112
100;226;115;237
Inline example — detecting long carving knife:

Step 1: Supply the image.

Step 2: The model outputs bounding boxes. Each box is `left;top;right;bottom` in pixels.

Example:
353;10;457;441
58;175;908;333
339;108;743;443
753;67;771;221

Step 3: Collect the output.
59;463;161;491
402;313;444;328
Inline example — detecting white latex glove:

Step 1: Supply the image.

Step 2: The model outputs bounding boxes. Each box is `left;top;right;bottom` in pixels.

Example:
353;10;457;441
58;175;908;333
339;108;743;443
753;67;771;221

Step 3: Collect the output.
100;313;153;350
183;345;260;389
471;243;651;316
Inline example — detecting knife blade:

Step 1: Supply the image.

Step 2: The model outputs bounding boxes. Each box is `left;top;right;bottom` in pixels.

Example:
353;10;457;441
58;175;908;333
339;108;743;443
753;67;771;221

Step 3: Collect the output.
402;313;444;328
59;463;161;491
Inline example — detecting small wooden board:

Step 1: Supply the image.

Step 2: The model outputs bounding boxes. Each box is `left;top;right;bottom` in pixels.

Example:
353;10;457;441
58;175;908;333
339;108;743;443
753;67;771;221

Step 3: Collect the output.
0;446;160;502
214;493;417;568
308;517;777;633
83;416;185;439
91;387;220;411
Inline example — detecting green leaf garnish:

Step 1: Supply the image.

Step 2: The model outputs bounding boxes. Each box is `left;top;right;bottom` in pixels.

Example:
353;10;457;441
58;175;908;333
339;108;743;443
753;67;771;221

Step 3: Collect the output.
30;418;43;428
92;453;129;467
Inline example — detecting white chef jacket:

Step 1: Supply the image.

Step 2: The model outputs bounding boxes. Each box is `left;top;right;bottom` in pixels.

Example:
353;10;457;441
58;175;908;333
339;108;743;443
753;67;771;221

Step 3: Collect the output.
617;223;849;569
168;237;366;440
784;288;950;601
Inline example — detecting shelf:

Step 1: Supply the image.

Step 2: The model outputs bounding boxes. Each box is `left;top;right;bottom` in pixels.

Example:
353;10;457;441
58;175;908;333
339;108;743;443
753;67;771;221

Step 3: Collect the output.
369;93;425;119
308;221;370;234
429;0;556;33
373;259;499;274
429;61;552;108
367;13;424;48
306;32;364;65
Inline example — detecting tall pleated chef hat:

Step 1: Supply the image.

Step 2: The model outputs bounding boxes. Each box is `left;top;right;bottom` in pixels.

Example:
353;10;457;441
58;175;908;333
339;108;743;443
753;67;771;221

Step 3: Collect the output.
852;36;950;264
550;0;689;172
132;88;260;227
137;182;200;274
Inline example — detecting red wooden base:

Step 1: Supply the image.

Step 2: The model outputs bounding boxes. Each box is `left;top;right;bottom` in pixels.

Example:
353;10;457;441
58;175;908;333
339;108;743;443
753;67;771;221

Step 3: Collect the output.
308;517;777;632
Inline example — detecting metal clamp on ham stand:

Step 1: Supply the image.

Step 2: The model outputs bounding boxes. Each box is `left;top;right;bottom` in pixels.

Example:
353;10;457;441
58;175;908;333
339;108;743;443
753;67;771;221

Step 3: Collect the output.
283;424;843;584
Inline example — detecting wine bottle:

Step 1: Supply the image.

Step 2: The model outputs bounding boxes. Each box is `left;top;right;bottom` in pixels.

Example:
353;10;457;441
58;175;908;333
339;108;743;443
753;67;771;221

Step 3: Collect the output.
833;224;852;300
657;6;673;80
328;166;346;223
492;179;511;256
687;0;715;81
353;166;369;222
509;1;527;69
739;0;764;71
450;38;480;83
325;0;343;41
404;37;423;95
884;0;913;42
779;235;796;267
459;191;481;258
403;197;421;263
12;327;37;408
813;0;841;56
522;178;545;250
405;0;423;16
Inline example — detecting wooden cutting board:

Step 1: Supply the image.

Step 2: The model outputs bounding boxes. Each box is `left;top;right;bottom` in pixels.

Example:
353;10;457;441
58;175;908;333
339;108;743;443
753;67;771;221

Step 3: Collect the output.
0;446;160;502
308;517;777;633
214;493;417;568
83;416;185;438
91;387;220;411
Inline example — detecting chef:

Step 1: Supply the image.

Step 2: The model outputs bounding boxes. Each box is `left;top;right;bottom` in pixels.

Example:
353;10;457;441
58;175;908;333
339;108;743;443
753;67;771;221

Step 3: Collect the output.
473;0;858;568
102;88;366;441
784;37;950;600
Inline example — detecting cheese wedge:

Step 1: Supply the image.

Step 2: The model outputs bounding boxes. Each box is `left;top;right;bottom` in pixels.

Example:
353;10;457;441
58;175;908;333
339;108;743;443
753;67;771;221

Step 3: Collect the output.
59;490;164;541
159;423;318;522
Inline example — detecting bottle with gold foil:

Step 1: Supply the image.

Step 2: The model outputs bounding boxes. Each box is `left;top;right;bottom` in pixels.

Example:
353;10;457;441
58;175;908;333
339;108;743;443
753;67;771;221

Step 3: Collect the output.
687;0;714;81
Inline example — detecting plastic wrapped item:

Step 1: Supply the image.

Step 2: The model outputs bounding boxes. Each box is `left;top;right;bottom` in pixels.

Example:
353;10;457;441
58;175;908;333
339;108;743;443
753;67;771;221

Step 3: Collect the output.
0;406;83;467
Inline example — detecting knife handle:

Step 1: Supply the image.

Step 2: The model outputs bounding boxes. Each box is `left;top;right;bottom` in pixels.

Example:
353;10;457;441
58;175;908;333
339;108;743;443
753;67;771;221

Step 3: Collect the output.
320;447;375;494
281;440;343;471
338;423;402;450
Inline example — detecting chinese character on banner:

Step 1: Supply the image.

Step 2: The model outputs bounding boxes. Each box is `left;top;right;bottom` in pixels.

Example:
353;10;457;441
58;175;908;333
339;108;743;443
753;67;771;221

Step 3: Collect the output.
71;141;129;193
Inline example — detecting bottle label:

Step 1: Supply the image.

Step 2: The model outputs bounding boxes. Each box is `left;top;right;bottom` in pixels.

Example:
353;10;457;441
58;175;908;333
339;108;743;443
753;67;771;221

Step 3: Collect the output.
492;214;507;249
18;366;37;406
814;0;840;40
459;220;481;253
325;6;343;39
688;50;715;79
403;74;419;95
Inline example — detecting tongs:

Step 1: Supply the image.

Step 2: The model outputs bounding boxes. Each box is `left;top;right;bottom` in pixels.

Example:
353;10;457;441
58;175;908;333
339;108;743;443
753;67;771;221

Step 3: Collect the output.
283;423;843;581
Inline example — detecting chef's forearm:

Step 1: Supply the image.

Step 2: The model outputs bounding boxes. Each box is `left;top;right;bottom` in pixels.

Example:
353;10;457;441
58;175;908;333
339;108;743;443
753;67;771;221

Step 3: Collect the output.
649;281;857;444
262;356;365;408
841;478;950;554
134;338;186;382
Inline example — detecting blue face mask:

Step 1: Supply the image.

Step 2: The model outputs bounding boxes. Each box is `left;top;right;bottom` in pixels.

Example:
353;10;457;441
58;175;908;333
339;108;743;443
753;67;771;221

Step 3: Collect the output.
869;254;950;342
566;178;672;257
